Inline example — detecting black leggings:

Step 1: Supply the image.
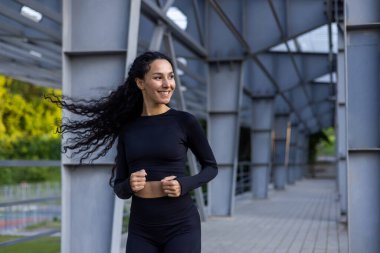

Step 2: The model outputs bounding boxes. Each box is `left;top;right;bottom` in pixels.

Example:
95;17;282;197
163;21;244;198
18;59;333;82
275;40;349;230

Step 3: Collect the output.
126;194;201;253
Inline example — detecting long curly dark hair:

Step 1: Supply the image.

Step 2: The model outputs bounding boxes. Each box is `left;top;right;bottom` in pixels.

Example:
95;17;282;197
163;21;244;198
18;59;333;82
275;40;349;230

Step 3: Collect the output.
46;51;174;186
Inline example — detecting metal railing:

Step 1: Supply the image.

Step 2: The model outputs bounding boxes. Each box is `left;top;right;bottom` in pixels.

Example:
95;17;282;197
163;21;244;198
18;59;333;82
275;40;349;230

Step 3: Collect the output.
0;160;255;250
0;182;61;233
236;161;251;195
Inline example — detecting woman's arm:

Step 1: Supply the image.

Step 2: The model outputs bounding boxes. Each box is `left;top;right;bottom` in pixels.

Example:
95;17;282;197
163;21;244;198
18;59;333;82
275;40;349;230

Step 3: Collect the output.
176;113;218;196
113;137;134;199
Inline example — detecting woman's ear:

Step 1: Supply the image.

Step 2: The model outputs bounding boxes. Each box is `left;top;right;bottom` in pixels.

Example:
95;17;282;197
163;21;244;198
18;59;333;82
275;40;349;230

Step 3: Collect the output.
135;78;144;91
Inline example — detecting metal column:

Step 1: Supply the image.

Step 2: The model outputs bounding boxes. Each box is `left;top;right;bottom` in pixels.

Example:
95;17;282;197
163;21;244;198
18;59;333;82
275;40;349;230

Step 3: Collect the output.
302;134;310;178
295;128;306;180
62;1;131;253
336;28;348;216
345;1;380;252
287;122;298;185
273;113;289;190
250;97;275;198
206;0;245;216
208;62;243;216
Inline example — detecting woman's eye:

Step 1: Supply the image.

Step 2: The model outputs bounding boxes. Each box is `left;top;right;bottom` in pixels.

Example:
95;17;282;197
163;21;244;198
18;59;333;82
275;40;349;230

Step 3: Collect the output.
169;75;174;79
154;77;161;80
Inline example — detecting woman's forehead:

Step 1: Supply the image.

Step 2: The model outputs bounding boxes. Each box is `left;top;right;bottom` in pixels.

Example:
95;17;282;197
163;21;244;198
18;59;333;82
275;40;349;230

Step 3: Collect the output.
148;59;173;73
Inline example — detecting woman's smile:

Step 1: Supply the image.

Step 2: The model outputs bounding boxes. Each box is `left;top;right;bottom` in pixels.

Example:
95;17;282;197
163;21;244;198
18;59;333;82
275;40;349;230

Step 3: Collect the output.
158;90;171;97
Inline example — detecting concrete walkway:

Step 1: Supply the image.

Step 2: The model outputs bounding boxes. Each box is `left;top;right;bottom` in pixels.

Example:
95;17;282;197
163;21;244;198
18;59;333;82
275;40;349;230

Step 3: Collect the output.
201;179;348;253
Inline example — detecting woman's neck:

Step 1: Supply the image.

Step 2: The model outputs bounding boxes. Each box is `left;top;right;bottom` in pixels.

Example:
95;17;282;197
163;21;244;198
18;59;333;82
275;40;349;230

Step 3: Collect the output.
141;105;170;116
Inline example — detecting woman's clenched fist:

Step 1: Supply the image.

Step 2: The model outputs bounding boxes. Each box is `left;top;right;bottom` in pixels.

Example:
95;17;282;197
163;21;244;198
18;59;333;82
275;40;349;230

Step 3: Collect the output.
161;175;181;197
130;169;147;192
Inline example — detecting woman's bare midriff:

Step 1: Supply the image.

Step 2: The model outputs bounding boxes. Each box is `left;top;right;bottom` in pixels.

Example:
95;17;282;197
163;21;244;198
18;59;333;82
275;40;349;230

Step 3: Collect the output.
134;181;167;198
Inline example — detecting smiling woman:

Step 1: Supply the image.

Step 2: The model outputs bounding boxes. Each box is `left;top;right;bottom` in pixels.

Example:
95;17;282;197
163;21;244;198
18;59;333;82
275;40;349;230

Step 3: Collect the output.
135;59;176;116
47;51;218;253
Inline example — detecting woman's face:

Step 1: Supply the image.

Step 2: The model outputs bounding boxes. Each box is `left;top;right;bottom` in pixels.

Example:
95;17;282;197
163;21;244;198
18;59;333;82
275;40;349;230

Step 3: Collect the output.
136;59;176;106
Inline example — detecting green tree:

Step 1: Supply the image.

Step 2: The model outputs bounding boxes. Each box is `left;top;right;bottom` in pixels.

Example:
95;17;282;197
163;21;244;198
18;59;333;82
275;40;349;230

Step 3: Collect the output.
0;76;62;184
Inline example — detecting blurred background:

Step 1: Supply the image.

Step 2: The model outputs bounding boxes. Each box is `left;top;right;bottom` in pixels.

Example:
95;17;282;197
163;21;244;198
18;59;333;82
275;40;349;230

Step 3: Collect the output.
0;0;378;253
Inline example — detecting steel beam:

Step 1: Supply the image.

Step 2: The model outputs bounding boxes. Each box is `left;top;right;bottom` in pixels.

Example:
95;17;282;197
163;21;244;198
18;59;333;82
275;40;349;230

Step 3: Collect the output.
0;40;60;67
336;29;347;216
206;0;243;216
0;160;60;167
250;56;307;132
208;62;243;216
345;0;380;252
172;0;205;47
61;1;130;253
0;2;61;41
259;52;334;92
250;97;275;198
267;0;322;130
287;122;298;184
163;32;208;222
0;60;60;81
302;132;310;178
14;0;62;24
141;0;207;58
244;0;328;53
0;73;59;88
206;0;306;135
295;128;307;180
111;1;142;252
1;37;61;62
273;113;289;190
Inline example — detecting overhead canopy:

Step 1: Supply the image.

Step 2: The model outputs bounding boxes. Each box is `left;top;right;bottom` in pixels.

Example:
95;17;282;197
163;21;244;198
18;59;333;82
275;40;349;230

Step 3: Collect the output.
0;0;337;133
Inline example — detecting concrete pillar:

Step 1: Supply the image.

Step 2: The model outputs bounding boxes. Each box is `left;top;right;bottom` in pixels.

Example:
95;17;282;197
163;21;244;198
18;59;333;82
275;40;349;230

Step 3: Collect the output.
273;113;289;190
250;97;275;198
345;1;380;252
208;62;243;216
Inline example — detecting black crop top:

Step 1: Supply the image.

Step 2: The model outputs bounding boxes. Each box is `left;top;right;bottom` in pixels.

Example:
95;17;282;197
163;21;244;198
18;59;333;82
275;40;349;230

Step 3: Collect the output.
113;108;218;199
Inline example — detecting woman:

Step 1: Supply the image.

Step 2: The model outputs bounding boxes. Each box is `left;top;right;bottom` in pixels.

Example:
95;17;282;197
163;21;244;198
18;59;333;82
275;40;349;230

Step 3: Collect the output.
50;51;218;252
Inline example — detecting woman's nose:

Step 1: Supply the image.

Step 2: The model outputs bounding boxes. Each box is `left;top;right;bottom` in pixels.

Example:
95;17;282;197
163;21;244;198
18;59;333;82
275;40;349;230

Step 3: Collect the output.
162;79;169;87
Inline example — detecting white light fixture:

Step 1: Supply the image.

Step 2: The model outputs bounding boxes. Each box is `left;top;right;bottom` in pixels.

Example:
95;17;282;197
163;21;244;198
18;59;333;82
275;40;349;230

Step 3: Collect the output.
166;7;187;30
176;57;187;76
29;50;42;58
21;6;43;23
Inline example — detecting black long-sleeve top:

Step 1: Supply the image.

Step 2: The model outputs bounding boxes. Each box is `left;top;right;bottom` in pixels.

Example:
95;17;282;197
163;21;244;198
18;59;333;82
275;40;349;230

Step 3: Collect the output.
113;108;218;199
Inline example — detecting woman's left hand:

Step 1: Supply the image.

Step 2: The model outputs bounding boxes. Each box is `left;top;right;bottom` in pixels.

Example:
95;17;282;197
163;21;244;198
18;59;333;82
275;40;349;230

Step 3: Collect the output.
161;176;181;197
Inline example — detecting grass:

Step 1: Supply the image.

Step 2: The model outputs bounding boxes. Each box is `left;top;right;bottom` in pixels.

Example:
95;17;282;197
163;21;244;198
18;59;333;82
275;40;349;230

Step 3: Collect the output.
0;235;21;243
0;235;60;253
0;220;61;253
24;220;61;231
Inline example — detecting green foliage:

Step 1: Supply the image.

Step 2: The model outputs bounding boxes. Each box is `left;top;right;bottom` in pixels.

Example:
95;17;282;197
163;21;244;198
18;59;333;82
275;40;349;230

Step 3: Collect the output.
0;167;61;185
0;76;61;139
316;127;336;156
0;76;62;185
308;127;336;163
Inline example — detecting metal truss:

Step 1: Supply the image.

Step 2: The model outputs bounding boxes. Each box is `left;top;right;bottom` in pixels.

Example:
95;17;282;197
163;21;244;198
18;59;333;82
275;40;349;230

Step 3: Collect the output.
7;1;379;252
0;0;336;134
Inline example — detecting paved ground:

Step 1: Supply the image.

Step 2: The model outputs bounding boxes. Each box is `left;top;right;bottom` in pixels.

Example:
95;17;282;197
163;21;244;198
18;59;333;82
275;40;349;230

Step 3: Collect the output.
201;179;348;253
121;179;348;253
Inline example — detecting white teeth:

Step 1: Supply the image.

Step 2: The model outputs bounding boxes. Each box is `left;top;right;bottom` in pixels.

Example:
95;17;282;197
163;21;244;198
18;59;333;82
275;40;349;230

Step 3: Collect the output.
159;91;170;95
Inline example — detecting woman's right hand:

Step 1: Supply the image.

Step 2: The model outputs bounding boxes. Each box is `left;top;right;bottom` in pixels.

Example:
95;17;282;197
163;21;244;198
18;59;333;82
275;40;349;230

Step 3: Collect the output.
130;169;147;192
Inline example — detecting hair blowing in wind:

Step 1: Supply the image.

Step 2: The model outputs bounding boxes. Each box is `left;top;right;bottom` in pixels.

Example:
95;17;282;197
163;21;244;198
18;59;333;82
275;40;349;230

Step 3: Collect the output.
45;51;174;185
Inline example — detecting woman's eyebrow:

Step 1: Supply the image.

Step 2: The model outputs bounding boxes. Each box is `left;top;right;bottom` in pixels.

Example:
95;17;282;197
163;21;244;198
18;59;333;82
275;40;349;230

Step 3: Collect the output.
152;72;174;75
